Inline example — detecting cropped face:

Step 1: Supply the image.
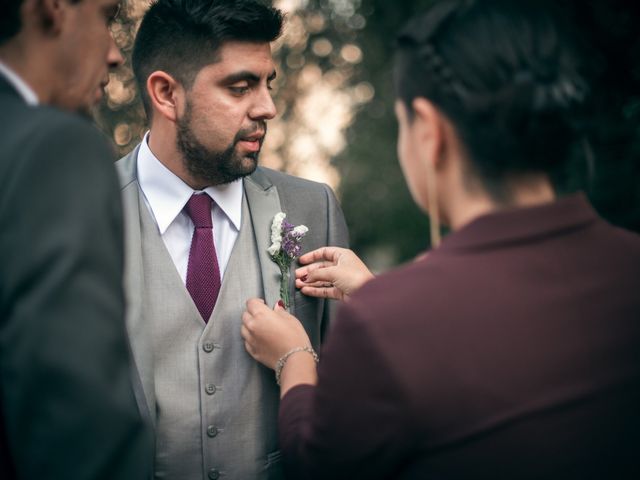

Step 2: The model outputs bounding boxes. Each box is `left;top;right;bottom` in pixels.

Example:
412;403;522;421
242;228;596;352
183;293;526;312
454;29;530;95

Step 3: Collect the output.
176;41;277;186
53;0;123;113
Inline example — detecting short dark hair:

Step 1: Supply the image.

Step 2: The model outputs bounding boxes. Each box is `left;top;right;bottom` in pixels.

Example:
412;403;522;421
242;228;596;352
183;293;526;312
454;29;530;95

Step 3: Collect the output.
0;0;23;44
132;0;284;116
394;0;589;197
1;0;83;45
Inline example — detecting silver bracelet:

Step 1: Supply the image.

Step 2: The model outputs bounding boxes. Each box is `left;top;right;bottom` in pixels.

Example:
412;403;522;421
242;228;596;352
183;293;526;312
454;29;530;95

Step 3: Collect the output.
275;346;319;386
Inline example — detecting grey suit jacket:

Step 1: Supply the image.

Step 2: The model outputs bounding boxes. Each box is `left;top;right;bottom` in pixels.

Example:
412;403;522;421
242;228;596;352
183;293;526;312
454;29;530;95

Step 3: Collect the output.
115;144;349;471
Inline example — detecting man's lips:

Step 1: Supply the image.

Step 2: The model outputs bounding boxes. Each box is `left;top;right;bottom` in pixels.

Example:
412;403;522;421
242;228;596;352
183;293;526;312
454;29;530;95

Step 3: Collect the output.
237;132;265;152
240;131;265;142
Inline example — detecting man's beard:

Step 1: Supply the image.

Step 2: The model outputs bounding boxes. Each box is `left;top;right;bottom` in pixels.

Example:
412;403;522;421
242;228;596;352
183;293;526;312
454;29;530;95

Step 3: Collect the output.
176;101;265;186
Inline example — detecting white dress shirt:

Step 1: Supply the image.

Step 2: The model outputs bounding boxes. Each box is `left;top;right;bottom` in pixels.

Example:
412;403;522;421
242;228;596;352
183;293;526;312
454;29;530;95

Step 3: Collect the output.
0;61;39;105
137;133;242;282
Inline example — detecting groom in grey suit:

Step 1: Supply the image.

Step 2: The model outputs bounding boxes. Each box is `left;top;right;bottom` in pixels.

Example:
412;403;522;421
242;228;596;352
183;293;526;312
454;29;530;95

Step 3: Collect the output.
116;1;348;478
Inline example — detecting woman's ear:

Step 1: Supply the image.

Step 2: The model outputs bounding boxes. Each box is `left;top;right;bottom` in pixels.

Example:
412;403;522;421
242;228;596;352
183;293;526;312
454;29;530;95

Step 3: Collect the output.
411;97;447;170
147;71;183;122
410;97;447;246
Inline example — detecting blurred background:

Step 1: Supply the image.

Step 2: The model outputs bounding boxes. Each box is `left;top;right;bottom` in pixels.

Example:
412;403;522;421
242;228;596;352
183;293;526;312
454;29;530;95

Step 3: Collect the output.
97;0;640;272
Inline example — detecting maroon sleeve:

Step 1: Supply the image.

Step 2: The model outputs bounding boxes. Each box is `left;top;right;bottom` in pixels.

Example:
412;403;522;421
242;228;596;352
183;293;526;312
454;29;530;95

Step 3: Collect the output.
278;300;416;479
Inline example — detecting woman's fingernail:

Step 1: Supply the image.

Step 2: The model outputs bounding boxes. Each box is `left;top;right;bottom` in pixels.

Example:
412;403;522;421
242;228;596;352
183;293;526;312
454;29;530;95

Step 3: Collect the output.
301;275;308;282
277;300;285;308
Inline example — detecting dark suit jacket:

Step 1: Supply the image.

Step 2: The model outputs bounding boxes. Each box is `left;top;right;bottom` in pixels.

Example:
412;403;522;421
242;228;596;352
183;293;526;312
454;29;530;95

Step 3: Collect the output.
0;76;152;478
279;194;640;480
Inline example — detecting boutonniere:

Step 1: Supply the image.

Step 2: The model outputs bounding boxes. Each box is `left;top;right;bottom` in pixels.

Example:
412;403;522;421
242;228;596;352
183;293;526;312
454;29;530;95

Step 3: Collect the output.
268;212;308;309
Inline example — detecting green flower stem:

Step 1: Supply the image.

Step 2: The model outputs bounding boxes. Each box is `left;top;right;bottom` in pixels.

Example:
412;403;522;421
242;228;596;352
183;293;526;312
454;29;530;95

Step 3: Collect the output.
279;264;290;309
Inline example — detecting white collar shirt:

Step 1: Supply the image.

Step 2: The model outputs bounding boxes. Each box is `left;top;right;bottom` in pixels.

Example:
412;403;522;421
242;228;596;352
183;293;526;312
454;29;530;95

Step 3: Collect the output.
137;132;242;282
0;61;39;105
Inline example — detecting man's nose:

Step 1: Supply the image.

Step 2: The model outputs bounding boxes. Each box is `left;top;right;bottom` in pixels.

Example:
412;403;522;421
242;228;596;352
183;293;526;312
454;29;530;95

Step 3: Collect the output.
249;86;277;121
108;34;125;69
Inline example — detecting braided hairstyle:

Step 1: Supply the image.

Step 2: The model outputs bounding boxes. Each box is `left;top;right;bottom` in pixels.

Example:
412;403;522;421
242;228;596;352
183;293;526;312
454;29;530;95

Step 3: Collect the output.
394;0;589;199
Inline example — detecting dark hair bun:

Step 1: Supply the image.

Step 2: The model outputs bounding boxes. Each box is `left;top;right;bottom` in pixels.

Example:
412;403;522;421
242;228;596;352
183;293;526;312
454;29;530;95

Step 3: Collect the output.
395;0;590;186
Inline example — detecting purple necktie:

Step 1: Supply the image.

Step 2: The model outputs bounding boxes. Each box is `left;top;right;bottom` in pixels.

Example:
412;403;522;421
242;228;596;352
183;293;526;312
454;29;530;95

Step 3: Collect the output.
184;194;221;322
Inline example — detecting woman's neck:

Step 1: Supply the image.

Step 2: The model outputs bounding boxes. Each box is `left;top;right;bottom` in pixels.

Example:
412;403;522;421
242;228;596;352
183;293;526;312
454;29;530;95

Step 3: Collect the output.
444;174;556;231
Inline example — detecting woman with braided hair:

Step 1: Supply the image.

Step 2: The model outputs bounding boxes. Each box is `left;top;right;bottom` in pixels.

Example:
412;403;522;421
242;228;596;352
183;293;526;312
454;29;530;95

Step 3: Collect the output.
241;1;640;478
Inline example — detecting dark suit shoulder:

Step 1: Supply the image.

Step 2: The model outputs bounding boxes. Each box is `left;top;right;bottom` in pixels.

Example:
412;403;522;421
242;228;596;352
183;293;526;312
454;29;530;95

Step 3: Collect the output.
1;105;116;204
2;98;104;142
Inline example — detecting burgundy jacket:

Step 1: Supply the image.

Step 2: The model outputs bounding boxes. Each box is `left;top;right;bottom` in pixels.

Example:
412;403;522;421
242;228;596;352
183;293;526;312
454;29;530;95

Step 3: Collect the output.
279;194;640;479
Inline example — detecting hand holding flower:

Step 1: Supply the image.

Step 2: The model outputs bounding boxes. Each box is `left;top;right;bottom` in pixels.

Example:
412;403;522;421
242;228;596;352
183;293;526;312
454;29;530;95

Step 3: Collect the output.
241;298;313;367
295;247;374;301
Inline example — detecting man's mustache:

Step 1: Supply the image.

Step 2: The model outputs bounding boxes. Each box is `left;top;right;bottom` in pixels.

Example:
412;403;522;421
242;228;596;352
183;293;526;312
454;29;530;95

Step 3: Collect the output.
234;122;268;144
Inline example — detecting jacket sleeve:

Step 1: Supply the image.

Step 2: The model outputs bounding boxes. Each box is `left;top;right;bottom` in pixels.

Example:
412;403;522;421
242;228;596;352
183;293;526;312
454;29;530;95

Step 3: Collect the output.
0;114;152;479
279;300;416;480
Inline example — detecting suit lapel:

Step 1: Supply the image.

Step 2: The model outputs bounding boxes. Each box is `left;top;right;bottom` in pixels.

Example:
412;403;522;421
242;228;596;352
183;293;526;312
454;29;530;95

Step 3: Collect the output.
116;147;156;426
244;169;284;310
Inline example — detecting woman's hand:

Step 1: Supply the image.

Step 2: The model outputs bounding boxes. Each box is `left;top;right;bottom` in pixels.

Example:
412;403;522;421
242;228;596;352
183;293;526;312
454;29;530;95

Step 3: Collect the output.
241;298;312;370
295;247;374;301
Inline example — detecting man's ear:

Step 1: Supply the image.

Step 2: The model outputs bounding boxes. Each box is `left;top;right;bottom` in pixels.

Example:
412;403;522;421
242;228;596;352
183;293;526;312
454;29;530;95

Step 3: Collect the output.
411;97;447;170
32;0;67;35
147;71;183;122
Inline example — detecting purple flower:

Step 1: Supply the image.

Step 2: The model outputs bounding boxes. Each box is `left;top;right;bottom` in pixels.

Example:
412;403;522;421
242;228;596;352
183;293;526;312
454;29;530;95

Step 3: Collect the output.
268;212;309;308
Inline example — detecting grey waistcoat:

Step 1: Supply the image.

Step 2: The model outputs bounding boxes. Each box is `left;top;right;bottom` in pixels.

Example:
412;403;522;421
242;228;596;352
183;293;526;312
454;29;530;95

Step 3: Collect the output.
139;191;283;480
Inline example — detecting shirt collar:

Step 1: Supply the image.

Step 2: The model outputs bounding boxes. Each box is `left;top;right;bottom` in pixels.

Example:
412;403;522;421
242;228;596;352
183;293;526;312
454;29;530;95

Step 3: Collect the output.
0;61;39;105
137;132;243;234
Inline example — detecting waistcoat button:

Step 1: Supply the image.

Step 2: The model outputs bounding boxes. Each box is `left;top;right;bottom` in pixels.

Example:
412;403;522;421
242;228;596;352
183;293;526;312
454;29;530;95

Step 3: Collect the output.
205;384;217;395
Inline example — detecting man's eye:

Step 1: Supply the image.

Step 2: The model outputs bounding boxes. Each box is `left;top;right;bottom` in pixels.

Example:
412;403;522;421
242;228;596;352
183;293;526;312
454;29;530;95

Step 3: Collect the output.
230;86;250;95
105;3;121;26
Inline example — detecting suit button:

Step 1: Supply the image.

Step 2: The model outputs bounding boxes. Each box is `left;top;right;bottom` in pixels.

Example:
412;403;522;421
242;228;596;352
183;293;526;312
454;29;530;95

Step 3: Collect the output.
208;468;220;480
205;384;217;395
203;342;215;353
207;425;219;438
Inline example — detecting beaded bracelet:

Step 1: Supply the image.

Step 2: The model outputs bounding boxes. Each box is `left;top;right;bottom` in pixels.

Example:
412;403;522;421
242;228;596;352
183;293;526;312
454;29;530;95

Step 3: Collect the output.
275;346;319;386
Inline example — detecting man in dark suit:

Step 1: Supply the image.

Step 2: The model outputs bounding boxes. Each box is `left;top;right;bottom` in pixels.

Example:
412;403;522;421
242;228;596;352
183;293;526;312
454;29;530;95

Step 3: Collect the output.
0;0;152;478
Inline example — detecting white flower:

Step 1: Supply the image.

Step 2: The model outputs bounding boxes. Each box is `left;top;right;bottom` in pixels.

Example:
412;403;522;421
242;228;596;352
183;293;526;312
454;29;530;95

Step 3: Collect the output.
270;212;286;244
267;240;281;257
267;211;310;309
292;225;309;236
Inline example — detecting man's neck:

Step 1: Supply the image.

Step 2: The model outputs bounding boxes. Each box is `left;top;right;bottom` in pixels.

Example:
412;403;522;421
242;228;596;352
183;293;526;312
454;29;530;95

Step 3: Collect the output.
0;41;53;105
147;126;199;188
